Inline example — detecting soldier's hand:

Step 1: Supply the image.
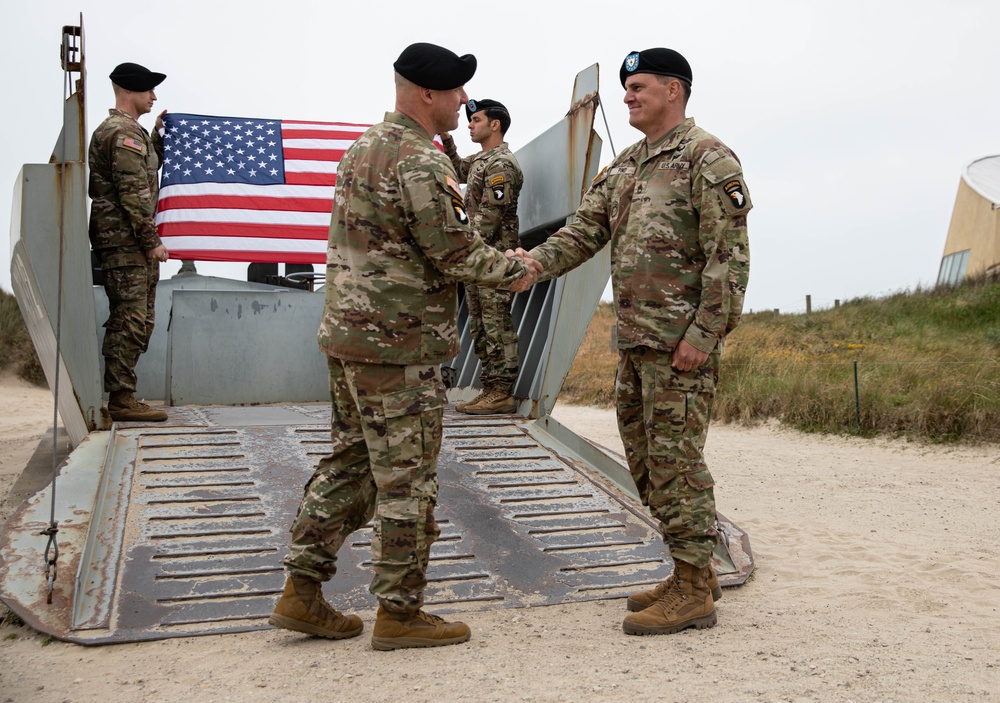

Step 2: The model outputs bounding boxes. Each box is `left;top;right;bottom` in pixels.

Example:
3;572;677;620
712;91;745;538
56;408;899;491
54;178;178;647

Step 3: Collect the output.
509;272;535;293
671;340;709;372
507;248;544;276
155;109;168;132
146;244;169;263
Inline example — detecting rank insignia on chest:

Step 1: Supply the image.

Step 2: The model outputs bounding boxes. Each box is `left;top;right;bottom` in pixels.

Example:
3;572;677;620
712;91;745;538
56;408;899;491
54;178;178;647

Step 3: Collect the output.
492;185;505;201
451;198;469;224
724;179;746;208
121;136;144;152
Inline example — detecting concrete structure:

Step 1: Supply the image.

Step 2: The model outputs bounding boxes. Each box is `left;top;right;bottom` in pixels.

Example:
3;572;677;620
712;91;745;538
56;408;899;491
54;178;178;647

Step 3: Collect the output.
939;155;1000;285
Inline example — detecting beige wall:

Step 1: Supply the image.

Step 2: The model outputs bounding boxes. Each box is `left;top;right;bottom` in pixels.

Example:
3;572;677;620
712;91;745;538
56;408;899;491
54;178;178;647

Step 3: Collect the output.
941;178;1000;278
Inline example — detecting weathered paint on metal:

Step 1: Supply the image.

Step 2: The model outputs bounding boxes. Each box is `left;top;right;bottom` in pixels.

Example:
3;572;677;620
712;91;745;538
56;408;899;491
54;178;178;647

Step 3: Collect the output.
0;432;109;638
164;289;327;406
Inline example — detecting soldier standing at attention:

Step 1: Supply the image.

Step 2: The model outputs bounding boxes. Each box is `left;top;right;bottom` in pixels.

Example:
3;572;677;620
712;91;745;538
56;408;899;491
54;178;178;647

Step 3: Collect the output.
441;99;524;415
89;62;170;423
269;43;540;650
513;48;751;635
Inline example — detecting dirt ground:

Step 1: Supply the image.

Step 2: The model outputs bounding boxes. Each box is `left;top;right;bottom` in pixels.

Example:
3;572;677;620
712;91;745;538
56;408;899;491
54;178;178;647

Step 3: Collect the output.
1;375;998;703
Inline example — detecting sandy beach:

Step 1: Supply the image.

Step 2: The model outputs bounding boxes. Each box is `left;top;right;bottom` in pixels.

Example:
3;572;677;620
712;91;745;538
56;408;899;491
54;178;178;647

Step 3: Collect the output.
1;375;998;703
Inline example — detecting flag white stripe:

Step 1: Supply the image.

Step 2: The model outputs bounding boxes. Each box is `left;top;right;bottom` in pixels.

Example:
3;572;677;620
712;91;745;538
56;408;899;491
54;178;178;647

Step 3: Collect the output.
159;182;336;199
162;236;327;253
283;160;339;174
282;138;357;150
157;208;330;226
281;123;368;133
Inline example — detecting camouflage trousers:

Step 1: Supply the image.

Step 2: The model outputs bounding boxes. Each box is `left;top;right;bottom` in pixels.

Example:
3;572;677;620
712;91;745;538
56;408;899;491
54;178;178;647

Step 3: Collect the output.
615;346;720;568
284;357;446;613
466;283;519;393
100;255;158;393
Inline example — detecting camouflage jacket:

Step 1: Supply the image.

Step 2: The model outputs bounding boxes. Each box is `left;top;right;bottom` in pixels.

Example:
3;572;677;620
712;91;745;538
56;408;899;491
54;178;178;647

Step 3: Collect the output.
442;135;523;251
529;117;751;354
88;109;164;266
318;112;529;365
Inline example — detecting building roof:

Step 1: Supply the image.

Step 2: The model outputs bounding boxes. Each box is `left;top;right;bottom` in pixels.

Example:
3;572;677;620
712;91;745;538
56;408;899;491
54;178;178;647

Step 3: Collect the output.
963;155;1000;205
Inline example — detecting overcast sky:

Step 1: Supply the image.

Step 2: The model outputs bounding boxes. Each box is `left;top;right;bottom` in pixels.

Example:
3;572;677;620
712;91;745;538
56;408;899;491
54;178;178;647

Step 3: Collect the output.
2;1;997;313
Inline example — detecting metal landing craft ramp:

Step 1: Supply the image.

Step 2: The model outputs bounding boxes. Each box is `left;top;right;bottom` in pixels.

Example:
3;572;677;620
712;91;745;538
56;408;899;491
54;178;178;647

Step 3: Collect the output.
1;406;752;644
1;20;753;645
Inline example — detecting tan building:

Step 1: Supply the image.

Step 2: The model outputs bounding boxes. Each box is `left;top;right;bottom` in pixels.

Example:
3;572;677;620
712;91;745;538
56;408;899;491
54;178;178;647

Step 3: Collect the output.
939;155;1000;285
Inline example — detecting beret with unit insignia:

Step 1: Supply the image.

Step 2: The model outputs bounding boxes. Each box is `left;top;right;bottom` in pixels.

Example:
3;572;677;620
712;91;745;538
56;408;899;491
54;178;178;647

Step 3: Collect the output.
109;62;166;91
620;48;692;88
394;42;477;91
465;98;511;134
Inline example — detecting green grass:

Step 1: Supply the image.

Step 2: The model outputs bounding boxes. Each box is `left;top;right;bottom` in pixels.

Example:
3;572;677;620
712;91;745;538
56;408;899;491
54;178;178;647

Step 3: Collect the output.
560;278;1000;443
0;289;45;385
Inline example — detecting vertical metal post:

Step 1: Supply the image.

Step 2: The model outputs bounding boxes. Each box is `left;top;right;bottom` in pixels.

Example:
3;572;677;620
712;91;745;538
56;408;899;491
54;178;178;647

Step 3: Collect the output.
806;295;812;314
853;360;861;433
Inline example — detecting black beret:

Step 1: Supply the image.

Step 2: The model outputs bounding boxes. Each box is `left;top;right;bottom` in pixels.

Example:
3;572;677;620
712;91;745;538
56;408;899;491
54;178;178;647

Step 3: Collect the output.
393;42;477;91
109;62;166;91
620;48;692;88
466;98;511;133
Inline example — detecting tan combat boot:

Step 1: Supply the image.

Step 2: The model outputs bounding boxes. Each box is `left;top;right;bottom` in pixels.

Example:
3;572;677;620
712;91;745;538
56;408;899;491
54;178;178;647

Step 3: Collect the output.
108;390;168;422
622;560;716;635
459;388;516;415
626;564;721;612
455;388;489;413
371;603;471;650
268;576;363;639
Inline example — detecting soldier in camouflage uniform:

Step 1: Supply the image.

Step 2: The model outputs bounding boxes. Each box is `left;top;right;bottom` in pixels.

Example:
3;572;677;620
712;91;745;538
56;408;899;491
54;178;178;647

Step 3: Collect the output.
441;99;524;414
269;43;539;650
89;63;170;423
515;48;751;636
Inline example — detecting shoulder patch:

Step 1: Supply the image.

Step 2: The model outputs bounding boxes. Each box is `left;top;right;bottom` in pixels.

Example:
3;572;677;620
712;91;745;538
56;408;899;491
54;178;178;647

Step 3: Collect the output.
489;174;505;186
446;175;463;197
723;179;748;209
120;136;145;152
451;197;469;225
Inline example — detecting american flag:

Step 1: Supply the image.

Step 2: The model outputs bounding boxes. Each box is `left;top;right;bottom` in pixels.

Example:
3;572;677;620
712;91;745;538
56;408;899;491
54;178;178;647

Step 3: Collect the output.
154;113;370;264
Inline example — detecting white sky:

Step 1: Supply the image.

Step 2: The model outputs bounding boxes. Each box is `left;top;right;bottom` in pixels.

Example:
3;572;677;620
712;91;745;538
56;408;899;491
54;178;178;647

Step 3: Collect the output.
2;0;997;313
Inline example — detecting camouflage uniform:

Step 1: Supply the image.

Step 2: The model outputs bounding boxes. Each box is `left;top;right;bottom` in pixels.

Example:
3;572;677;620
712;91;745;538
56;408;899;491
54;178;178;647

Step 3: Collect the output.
528;117;751;568
286;112;527;613
88;109;164;393
443;135;524;393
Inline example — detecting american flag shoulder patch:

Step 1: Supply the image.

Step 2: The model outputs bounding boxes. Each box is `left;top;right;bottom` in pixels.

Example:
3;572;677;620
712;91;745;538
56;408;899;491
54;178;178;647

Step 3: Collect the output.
120;136;144;152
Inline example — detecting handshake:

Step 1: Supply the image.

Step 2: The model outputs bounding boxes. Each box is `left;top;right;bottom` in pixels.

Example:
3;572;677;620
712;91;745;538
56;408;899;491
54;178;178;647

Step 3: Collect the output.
506;247;544;293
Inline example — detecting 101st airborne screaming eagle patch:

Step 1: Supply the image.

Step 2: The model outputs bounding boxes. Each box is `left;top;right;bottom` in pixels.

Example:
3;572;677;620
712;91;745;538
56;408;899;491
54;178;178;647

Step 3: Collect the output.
723;179;747;208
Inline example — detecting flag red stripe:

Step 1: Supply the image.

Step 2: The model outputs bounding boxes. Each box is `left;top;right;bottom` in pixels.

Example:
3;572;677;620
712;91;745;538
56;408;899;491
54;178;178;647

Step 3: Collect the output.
158;194;333;213
283;147;347;161
280;129;366;140
285;172;338;186
159;222;329;240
